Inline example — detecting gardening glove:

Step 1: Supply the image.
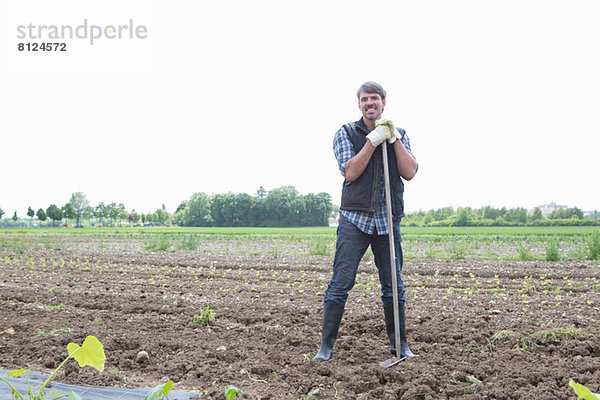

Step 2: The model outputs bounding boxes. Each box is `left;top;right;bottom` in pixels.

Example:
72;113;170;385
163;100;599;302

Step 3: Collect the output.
375;119;399;144
366;122;393;147
388;127;405;144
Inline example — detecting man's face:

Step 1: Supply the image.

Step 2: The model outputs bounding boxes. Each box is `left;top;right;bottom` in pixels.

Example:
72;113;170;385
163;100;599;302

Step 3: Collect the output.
358;91;386;121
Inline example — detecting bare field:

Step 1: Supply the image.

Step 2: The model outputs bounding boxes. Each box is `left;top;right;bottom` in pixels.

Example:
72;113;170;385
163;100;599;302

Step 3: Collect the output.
1;233;599;399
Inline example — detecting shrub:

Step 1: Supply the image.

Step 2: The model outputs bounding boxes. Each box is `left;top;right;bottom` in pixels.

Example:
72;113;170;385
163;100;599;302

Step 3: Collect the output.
143;235;171;251
545;239;560;261
308;240;331;256
450;246;467;260
178;235;200;251
517;245;535;261
587;230;600;260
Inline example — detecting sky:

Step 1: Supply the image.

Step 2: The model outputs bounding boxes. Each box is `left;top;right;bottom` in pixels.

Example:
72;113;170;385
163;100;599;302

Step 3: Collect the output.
1;0;599;217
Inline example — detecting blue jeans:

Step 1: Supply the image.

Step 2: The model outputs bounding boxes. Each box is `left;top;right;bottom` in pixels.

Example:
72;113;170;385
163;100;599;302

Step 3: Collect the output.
324;214;405;308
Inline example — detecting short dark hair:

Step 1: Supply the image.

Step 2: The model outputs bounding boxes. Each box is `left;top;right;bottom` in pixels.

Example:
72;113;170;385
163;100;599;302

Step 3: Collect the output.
356;81;386;100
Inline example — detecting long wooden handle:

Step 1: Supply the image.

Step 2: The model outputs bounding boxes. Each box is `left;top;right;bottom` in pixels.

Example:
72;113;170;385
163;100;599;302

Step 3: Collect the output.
381;143;401;355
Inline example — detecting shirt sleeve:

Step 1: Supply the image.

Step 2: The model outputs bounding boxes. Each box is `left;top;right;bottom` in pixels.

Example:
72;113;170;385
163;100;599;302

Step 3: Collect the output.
400;130;416;161
333;126;355;177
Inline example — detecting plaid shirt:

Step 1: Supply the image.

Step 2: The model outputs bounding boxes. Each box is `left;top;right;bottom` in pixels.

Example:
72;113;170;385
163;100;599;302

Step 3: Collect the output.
333;124;416;235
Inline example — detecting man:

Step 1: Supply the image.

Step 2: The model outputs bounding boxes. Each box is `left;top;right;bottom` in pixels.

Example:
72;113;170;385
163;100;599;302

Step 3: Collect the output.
314;81;418;362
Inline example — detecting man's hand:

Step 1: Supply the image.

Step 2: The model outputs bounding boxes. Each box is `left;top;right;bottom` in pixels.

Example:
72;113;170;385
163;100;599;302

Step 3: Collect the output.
375;119;397;144
367;121;394;147
387;128;404;144
376;119;405;144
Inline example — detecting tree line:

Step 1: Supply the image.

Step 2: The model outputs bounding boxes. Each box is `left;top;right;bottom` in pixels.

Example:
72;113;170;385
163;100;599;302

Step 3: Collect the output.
2;191;598;228
0;186;335;228
0;192;170;228
404;205;600;227
172;186;333;227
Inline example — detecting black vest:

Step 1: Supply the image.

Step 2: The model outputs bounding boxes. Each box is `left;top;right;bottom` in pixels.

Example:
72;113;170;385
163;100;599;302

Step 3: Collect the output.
340;118;405;218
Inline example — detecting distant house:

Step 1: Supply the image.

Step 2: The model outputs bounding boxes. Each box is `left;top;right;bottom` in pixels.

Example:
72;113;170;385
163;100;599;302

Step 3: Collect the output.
536;202;568;215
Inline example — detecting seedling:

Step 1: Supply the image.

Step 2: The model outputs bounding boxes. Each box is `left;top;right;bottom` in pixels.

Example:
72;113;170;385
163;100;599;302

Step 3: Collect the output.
43;304;66;312
569;379;600;399
532;326;580;340
519;326;582;353
0;335;105;400
225;385;242;400
486;330;513;352
144;381;174;400
192;306;215;326
518;276;536;295
36;329;73;338
302;388;320;399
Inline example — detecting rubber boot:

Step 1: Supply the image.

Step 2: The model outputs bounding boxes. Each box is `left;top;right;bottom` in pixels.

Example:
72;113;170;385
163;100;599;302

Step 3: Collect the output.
313;302;345;361
383;302;416;358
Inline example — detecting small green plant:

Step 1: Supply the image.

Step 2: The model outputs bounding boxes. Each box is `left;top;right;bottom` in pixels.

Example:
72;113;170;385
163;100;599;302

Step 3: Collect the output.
483;249;499;260
486;330;514;352
519;326;581;353
302;388;320;399
545;239;560;261
143;235;171;251
178;235;200;251
568;245;587;261
36;328;73;338
463;375;482;393
144;381;174;400
425;247;440;258
519;276;536;295
225;385;243;400
308;240;330;256
569;379;600;399
43;304;66;312
0;335;105;400
517;245;535;261
532;326;580;340
465;342;481;352
269;246;280;258
192;306;215;326
587;230;600;260
450;246;466;260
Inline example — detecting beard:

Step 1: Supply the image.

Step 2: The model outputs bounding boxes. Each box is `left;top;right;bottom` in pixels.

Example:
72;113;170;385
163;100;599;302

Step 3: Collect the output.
363;107;381;121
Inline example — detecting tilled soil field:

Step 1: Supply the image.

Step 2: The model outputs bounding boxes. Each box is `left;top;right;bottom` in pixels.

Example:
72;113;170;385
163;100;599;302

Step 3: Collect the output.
1;235;599;399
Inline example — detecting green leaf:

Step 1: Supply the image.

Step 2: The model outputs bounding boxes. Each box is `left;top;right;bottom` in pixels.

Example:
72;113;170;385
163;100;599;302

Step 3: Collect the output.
570;380;600;400
225;385;243;400
466;375;482;385
67;390;84;400
7;369;30;378
67;336;106;372
144;381;174;400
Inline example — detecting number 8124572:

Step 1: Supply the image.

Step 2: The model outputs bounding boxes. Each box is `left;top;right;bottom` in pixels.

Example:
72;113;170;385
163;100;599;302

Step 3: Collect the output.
18;42;67;51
